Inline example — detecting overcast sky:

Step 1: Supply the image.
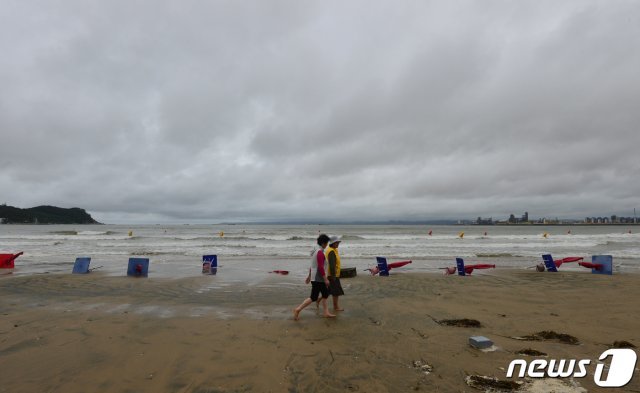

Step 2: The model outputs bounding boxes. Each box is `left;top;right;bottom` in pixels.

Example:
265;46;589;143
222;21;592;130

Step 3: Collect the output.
1;1;639;223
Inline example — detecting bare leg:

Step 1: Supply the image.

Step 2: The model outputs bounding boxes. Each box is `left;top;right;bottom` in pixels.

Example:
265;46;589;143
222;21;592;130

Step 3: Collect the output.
321;298;336;318
293;298;313;321
332;296;344;312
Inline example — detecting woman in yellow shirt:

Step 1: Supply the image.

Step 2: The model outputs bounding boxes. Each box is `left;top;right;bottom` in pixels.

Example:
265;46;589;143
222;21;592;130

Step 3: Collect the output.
325;235;345;312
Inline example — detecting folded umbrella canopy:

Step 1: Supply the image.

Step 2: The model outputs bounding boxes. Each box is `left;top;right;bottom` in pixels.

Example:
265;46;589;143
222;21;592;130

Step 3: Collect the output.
463;263;496;275
578;261;603;270
0;252;23;269
554;256;584;268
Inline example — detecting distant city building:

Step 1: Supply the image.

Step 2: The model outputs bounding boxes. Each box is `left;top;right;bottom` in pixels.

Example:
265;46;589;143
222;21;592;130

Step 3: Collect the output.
478;211;638;225
476;216;494;225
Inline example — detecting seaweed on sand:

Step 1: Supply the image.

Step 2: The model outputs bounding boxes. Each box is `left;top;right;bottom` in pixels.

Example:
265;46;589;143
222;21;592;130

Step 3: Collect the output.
511;330;579;345
428;315;482;328
465;375;523;391
515;348;547;356
612;340;636;348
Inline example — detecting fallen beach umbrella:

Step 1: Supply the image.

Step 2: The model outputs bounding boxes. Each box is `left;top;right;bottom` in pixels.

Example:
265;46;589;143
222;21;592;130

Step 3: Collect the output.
578;255;613;275
127;257;149;277
539;254;585;272
0;252;23;269
202;254;218;275
443;258;495;276
72;257;91;274
71;257;103;274
367;257;412;276
554;256;584;267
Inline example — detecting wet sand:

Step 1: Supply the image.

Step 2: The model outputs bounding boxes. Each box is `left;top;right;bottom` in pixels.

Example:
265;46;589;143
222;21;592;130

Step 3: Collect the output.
1;270;639;392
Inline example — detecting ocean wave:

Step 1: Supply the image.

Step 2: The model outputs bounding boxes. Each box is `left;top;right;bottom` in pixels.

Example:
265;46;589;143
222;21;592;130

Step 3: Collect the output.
49;231;78;235
175;236;272;241
340;235;366;240
130;250;173;256
475;253;515;258
204;244;257;249
77;231;113;236
287;236;309;241
603;240;636;246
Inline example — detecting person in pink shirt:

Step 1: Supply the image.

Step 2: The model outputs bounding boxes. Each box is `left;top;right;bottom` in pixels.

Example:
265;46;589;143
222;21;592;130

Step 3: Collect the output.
293;234;336;320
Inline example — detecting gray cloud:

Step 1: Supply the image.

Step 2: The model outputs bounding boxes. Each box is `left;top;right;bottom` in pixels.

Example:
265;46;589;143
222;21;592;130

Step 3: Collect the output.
1;1;639;223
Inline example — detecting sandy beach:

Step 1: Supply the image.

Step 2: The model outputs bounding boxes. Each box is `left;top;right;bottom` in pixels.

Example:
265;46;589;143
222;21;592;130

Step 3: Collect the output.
1;270;639;392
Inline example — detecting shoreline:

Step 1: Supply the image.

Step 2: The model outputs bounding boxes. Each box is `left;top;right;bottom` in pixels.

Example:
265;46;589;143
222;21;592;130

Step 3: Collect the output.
1;270;638;392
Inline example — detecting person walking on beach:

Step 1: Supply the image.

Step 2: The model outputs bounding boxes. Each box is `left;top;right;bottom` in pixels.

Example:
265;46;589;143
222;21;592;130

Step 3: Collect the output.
293;234;336;320
326;235;345;312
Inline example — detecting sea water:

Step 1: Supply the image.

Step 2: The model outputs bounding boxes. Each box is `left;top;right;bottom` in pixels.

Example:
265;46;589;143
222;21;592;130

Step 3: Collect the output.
1;224;639;278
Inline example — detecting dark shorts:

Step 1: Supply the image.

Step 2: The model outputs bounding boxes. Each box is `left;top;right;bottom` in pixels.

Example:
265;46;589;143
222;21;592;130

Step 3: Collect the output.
328;277;344;296
310;281;329;301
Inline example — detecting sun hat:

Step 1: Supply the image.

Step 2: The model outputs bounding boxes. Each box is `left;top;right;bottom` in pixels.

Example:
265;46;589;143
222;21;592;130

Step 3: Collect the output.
329;235;341;245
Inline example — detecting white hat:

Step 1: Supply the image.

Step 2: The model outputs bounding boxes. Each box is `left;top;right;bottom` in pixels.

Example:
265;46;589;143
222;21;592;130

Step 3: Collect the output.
329;235;341;245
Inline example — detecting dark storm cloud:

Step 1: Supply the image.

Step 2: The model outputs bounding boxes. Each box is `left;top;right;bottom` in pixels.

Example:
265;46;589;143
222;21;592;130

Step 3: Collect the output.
1;0;639;223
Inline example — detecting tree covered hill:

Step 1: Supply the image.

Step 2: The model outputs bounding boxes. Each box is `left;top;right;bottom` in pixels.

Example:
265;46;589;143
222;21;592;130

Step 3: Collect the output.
0;204;100;224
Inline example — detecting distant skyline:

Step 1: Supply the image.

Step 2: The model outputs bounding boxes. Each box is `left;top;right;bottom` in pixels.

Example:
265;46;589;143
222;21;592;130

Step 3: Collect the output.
2;1;639;224
3;203;638;226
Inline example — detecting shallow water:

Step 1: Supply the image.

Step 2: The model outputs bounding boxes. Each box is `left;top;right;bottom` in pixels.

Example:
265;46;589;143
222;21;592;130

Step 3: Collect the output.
1;223;639;278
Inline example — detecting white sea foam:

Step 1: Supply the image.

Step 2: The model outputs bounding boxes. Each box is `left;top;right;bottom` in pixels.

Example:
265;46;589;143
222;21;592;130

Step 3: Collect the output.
2;224;639;277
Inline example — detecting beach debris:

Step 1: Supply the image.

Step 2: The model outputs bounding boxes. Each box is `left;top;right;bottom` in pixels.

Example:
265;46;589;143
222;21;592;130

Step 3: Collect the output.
510;331;579;345
516;348;548;357
340;267;357;278
465;375;523;391
469;336;494;349
269;270;289;275
412;360;433;375
428;315;482;328
612;340;636;349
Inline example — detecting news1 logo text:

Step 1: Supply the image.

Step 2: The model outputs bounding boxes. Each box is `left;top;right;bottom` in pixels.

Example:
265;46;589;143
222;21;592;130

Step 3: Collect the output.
507;349;638;388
